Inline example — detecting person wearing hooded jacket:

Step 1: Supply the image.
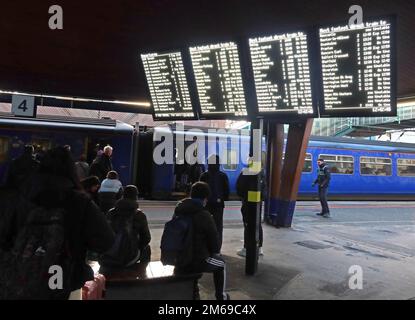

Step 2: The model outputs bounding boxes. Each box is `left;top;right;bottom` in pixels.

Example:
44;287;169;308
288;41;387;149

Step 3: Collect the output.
101;185;151;268
174;182;230;300
1;147;115;299
199;155;229;252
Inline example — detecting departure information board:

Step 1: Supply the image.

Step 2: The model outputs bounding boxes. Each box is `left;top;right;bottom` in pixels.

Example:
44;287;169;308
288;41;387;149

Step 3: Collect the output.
249;32;315;116
141;51;196;119
189;42;248;118
319;18;395;116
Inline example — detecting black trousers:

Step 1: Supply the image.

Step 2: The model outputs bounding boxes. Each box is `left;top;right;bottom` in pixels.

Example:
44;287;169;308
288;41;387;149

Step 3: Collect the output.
206;205;224;252
180;255;227;300
241;201;263;248
318;186;330;214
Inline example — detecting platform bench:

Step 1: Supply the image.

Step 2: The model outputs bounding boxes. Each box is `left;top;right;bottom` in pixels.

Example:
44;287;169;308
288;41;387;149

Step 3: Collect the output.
101;261;202;300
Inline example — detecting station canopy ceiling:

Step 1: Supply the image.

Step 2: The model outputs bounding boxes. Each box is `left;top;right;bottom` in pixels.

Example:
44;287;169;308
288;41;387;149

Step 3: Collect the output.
0;0;414;104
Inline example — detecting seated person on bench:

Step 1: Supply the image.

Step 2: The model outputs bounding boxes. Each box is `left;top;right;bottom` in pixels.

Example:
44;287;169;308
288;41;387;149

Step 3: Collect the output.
98;170;123;214
174;182;230;300
99;185;151;270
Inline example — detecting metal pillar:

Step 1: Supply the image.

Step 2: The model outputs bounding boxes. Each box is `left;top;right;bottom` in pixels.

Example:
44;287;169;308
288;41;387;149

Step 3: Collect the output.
245;119;263;275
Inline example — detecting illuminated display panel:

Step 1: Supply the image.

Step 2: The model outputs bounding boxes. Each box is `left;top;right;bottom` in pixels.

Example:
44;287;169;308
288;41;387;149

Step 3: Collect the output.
141;51;196;120
249;31;315;116
189;42;248;118
319;18;396;116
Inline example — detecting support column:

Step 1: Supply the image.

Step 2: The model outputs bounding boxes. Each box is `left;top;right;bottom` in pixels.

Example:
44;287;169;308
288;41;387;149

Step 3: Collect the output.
267;123;285;225
245;119;263;275
276;119;313;227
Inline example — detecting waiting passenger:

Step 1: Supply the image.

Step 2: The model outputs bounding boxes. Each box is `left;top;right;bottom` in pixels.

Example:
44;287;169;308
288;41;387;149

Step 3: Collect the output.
90;145;113;182
173;182;230;300
6;145;39;190
235;158;264;257
81;176;101;204
200;155;230;252
312;158;331;218
75;154;90;180
98;170;123;214
0;147;114;299
99;185;151;269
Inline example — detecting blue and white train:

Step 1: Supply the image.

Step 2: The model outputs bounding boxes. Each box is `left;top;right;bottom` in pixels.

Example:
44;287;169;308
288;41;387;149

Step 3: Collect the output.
0;115;414;200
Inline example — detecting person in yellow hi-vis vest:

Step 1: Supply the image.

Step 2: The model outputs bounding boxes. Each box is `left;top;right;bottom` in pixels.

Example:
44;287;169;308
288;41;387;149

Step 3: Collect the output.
235;158;264;257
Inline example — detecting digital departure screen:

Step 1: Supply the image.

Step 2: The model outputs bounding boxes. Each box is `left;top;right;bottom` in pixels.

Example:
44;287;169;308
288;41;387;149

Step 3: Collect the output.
319;18;396;116
189;42;248;118
249;32;315;116
141;51;196;120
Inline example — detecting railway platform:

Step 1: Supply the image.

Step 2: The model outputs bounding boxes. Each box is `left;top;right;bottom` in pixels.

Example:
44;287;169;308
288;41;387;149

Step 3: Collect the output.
142;200;415;300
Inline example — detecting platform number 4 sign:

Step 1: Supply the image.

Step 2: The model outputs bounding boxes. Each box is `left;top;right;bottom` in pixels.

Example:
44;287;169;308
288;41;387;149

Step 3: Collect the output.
11;94;37;118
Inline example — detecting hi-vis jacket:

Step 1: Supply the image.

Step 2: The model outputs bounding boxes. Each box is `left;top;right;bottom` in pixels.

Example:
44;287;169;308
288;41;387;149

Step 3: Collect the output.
314;164;331;188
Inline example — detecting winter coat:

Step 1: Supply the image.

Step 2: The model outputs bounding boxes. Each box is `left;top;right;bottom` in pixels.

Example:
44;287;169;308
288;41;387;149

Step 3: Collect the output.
4;173;115;291
174;198;219;265
106;198;151;251
314;163;331;188
89;154;113;182
199;164;230;208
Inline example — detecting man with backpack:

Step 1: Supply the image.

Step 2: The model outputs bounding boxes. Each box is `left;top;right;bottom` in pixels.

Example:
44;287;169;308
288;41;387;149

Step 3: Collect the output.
162;182;230;300
200;155;230;252
99;185;151;270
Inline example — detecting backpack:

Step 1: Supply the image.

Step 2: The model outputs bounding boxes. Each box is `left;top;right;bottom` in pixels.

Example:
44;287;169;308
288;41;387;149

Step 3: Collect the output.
160;214;193;267
100;210;139;267
0;199;74;300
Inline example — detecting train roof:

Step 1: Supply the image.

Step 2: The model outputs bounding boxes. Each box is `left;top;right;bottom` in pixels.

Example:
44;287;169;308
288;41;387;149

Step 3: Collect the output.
0;112;134;133
308;135;415;153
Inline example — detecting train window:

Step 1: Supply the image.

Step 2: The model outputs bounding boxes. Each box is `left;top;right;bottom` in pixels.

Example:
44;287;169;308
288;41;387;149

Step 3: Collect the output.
282;153;312;172
0;137;9;163
397;158;415;177
360;156;392;176
319;154;354;174
303;153;312;173
222;149;238;171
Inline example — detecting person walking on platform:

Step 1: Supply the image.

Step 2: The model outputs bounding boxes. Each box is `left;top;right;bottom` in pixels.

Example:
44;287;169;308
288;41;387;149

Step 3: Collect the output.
173;182;230;300
6;145;39;190
312;158;331;218
235;158;264;257
200;155;230;252
90;145;113;182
